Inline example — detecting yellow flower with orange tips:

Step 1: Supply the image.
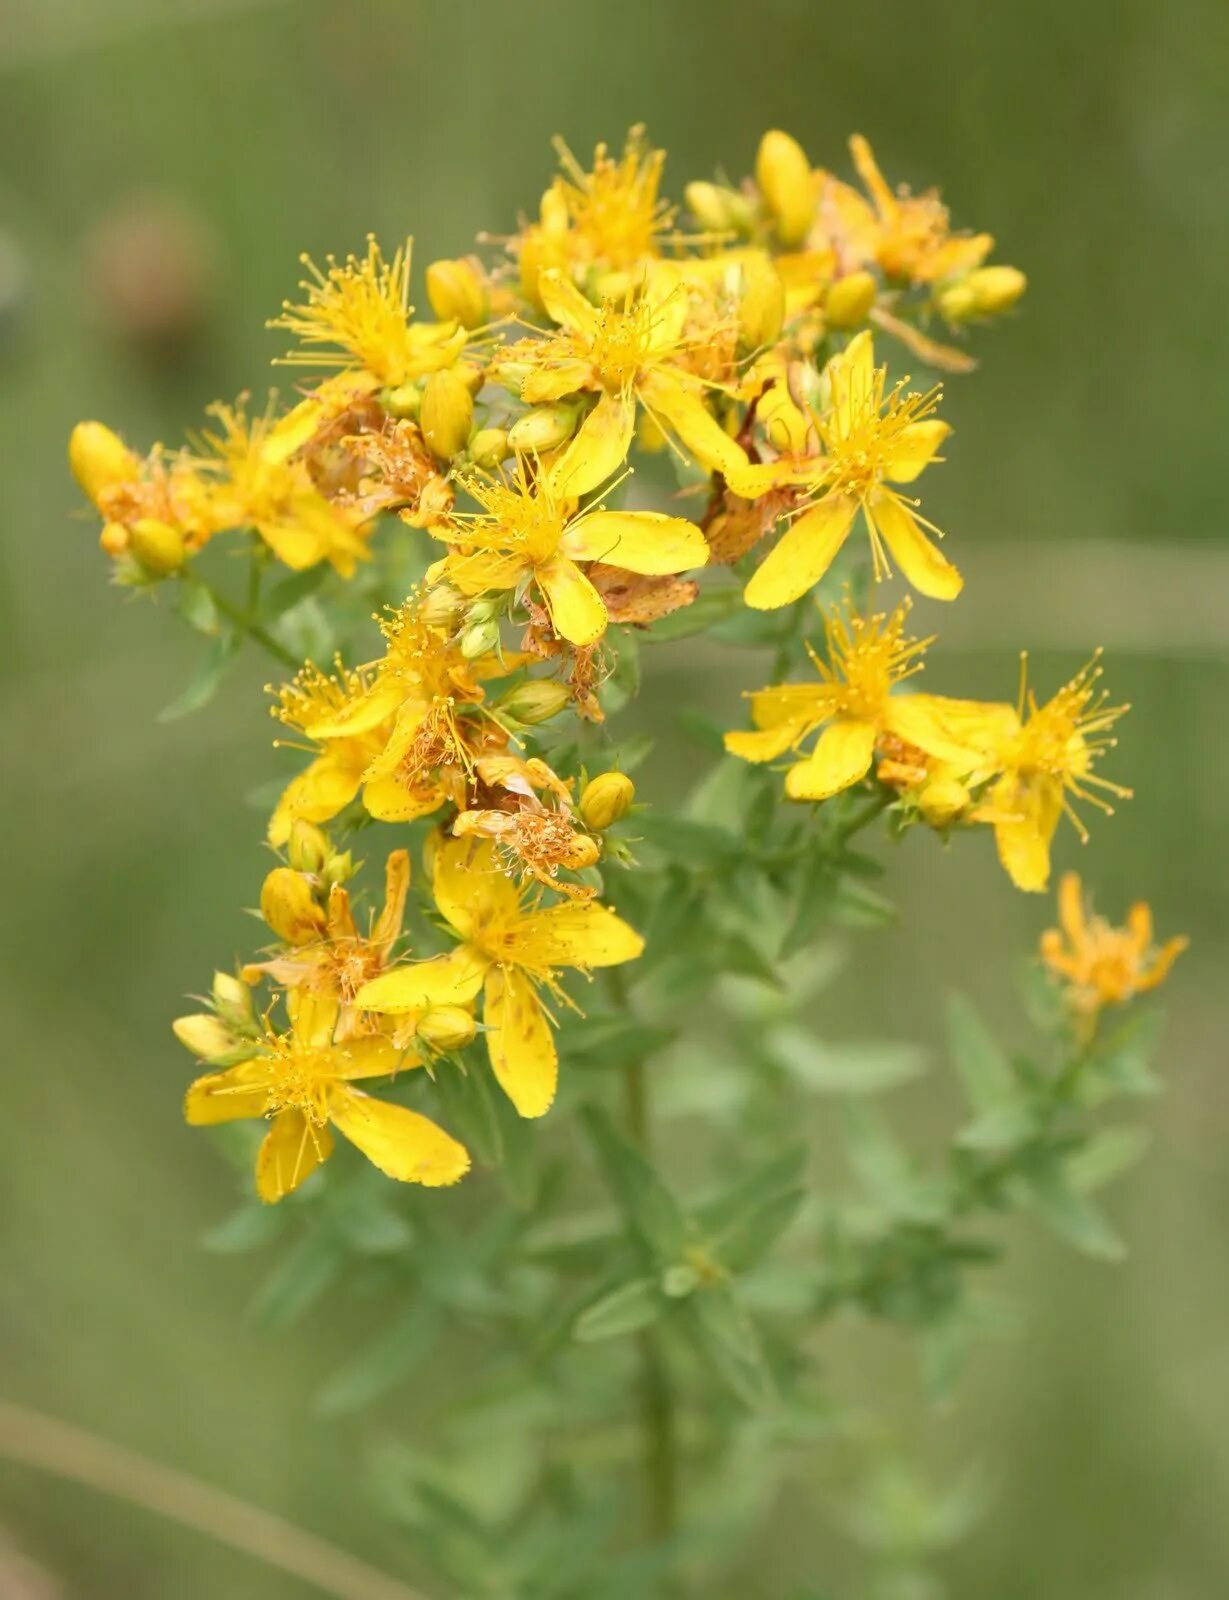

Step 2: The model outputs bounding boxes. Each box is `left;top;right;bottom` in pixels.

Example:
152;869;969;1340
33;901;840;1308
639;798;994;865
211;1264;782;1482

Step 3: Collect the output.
429;459;710;649
357;836;643;1118
738;330;960;606
180;989;469;1203
1040;872;1186;1030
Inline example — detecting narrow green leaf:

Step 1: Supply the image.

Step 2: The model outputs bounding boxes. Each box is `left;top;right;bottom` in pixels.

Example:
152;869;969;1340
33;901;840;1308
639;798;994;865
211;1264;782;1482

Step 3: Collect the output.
769;1026;927;1094
315;1303;441;1415
157;632;240;722
173;575;220;635
1067;1125;1151;1193
684;1286;775;1407
248;1231;344;1328
574;1277;665;1341
1024;1161;1126;1260
946;993;1015;1112
581;1105;688;1260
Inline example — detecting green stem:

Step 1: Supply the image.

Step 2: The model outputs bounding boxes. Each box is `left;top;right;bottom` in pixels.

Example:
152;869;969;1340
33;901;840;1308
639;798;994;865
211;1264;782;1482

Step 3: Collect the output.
205;583;299;671
608;969;679;1561
832;785;894;846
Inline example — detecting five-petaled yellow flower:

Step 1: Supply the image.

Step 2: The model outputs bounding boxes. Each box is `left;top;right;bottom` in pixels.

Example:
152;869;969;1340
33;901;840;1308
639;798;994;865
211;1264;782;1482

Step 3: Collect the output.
725;599;982;800
180;990;469;1203
357;836;643;1118
739;331;960;607
1040;871;1186;1029
431;459;710;648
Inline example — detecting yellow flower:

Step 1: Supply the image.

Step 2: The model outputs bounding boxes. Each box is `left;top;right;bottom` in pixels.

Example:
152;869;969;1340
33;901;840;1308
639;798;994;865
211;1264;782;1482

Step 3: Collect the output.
740;331;960;606
501;268;750;497
724;599;981;800
268;236;468;391
195;398;371;575
835;134;996;287
515;128;676;303
986;655;1131;893
181;990;469;1203
356;836;643;1118
1040;872;1186;1027
430;459;709;648
68;422;215;560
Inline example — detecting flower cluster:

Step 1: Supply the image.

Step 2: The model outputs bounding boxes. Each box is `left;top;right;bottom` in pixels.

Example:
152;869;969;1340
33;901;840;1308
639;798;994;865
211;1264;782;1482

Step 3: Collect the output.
69;128;1178;1207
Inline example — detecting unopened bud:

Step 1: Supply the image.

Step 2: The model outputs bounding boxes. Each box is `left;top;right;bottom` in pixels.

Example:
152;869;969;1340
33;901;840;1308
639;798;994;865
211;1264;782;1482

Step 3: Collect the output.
420;370;474;460
758;383;809;456
937;264;1027;322
561;833;601;870
825;270;878;328
425;257;488;330
684;180;754;236
918;777;971;827
323;849;354;888
383;381;421;420
489;358;534;396
496;679;572;725
419;582;466;630
579;771;635;830
738;255;786;350
69;420;138;504
211;971;253;1027
173;1012;238;1060
99;520;130;556
469;427;510;470
459;617;502;661
756;130;815;247
415;1005;477;1052
507;401;581;455
287;818;330;874
129;516;187;574
260;866;326;945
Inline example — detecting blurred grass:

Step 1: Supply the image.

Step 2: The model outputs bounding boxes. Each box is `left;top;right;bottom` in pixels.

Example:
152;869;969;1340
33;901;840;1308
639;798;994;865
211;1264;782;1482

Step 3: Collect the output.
2;0;1228;1594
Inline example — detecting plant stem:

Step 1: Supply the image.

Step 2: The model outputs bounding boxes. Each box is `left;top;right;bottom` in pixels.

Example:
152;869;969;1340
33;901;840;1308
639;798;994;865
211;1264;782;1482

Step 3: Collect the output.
205;582;300;670
609;969;680;1561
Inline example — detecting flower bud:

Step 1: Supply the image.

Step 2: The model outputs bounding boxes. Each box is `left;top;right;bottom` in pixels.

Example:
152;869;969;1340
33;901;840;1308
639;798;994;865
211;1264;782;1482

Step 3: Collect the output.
425;257;488;330
937;264;1027;322
496;679;573;725
211;971;253;1028
684;181;754;236
260;866;326;945
416;1005;477;1052
507;401;582;455
489;358;534;396
420;370;474;460
738;255;786;350
469;427;511;469
287;818;330;874
579;771;635;830
173;1012;239;1060
419;582;466;630
382;381;421;420
561;833;601;870
758;383;810;457
129;516;187;574
825;270;878;328
99;521;130;556
918;776;971;827
68;420;138;503
322;849;354;888
459;617;502;660
756;130;815;247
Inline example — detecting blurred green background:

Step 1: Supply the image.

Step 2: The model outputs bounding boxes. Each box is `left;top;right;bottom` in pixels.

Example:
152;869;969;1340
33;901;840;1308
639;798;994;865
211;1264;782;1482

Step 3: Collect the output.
2;0;1227;1594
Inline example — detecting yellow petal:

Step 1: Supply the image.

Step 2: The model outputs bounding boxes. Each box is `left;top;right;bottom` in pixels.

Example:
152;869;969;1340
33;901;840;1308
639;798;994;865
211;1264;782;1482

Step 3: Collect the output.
868;492;963;601
256;518;325;571
536;556;608;647
328;1084;470;1186
885;420;950;484
334;1034;410;1080
750;683;833;730
784;719;876;800
484;965;558;1118
883;695;1003;772
432;834;523;939
357;945;489;1015
289;989;341;1049
563;510;709;575
184;1061;270;1126
504;903;644;971
744;494;858;609
725;721;813;763
267;753;365;847
361;697;431;783
521;358;594;404
304;681;405;740
827;329;875;435
362;772;447;824
440;547;528;598
991;775;1062;892
638;371;750;482
548;389;636;499
372;849;411;951
537;268;600;337
255;1109;333;1203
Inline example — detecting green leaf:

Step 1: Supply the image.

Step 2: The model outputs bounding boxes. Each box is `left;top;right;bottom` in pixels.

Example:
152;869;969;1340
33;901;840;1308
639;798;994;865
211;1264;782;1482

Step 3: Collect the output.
1023;1160;1126;1260
1067;1125;1151;1193
248;1231;344;1328
830;878;896;929
769;1026;927;1094
635;812;742;868
173;575;220;635
314;1303;441;1415
946;993;1015;1112
684;1286;775;1407
432;1060;505;1170
956;1101;1038;1153
644;584;742;641
574;1277;666;1341
200;1201;284;1254
259;563;329;621
157;632;240;721
581;1105;688;1260
1087;1009;1165;1099
561;1016;678;1069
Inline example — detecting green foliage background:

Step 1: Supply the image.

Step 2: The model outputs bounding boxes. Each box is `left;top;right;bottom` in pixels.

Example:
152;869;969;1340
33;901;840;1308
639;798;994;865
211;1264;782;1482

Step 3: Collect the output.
1;1;1226;1594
